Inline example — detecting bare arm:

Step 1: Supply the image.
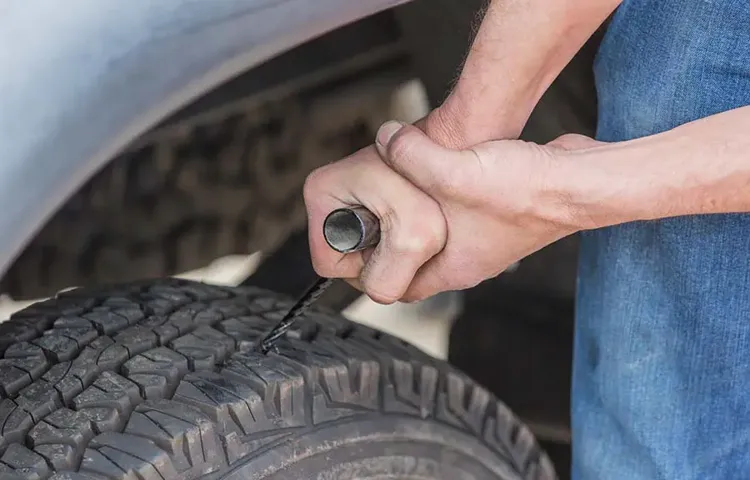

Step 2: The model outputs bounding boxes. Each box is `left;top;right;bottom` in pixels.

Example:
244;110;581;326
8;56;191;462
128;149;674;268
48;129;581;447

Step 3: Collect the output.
549;106;750;229
431;0;622;146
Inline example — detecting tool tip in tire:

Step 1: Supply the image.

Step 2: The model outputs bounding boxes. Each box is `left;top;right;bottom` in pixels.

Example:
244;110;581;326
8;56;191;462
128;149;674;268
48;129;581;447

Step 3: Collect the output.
0;278;556;479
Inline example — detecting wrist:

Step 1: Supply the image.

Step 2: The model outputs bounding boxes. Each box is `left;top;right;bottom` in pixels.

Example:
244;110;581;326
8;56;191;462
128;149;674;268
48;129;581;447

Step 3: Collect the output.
436;87;534;144
542;142;657;231
419;90;533;153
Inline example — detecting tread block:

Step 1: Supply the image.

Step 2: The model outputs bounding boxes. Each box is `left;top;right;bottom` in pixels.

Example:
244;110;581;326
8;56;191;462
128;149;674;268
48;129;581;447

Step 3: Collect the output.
5;356;50;382
79;448;137;480
108;308;145;327
0;399;33;451
84;337;128;381
159;307;209;338
48;474;107;480
208;298;255;318
42;362;84;404
139;305;220;347
168;327;235;370
390;359;439;418
193;308;226;327
173;372;267;435
27;408;94;451
81;312;129;336
89;432;177;480
179;284;232;301
222;353;307;428
217;316;265;335
51;327;99;350
32;334;79;363
483;401;551;477
141;299;175;317
1;444;50;480
127;375;168;400
441;372;490;435
78;408;123;435
148;324;180;347
0;463;24;480
121;348;188;389
73;373;141;415
122;413;175;455
16;381;62;422
111;326;159;359
0;362;34;398
49;474;109;480
147;286;194;305
134;314;182;346
0;323;39;355
4;343;46;360
52;317;96;330
131;400;226;475
217;317;267;350
34;443;77;471
39;336;130;406
310;355;380;424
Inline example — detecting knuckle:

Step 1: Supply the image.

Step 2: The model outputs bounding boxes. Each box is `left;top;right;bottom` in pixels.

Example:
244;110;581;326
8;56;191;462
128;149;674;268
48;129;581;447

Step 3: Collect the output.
302;167;326;202
391;229;431;256
422;212;448;253
437;164;468;197
386;129;415;165
389;210;446;257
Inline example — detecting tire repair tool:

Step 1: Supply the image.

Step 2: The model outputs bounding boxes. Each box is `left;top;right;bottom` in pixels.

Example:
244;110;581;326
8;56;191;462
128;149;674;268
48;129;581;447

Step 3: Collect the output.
254;206;380;354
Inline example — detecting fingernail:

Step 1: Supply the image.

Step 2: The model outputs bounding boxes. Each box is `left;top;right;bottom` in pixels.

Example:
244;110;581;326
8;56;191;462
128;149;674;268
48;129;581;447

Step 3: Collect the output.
376;121;404;147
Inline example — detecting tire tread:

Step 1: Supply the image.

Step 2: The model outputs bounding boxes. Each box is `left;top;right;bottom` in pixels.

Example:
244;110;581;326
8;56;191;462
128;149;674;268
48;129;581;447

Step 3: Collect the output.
0;279;555;479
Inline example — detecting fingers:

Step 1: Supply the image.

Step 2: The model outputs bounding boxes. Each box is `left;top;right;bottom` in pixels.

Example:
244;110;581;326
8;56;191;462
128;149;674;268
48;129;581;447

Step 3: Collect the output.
376;121;473;197
303;153;367;280
304;144;447;304
400;238;492;303
359;200;446;303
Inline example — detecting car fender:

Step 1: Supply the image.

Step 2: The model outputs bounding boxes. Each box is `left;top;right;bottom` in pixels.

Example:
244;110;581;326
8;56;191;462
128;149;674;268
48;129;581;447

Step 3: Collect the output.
0;0;409;280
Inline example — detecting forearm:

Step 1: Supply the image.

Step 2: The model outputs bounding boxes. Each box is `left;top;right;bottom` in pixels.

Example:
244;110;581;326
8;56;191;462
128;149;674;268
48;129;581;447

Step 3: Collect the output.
557;106;750;229
433;0;620;146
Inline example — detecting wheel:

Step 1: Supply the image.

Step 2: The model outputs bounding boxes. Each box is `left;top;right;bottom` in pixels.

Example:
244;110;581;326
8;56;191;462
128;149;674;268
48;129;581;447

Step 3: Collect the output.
0;278;556;479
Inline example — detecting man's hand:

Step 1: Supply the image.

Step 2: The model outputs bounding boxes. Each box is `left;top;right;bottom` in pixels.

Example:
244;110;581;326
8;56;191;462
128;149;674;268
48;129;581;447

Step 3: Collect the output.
301;0;620;303
307;104;750;303
304;121;593;303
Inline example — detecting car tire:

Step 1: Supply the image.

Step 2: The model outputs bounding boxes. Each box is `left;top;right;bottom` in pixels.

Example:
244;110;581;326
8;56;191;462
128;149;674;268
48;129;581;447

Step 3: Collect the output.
0;278;556;479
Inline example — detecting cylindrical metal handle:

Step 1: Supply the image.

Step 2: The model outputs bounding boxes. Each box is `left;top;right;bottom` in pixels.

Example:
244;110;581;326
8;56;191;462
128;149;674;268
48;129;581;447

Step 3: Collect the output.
323;206;380;253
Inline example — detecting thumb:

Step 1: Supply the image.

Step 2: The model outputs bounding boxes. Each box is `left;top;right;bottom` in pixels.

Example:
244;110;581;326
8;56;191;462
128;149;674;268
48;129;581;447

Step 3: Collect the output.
375;121;467;194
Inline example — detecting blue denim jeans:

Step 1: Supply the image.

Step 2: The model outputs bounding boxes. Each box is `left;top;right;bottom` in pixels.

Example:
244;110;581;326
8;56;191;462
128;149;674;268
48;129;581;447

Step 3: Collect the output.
572;1;750;479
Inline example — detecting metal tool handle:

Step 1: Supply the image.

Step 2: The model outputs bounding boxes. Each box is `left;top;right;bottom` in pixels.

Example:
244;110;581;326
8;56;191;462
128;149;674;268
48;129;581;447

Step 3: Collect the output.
254;206;380;355
323;206;381;253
